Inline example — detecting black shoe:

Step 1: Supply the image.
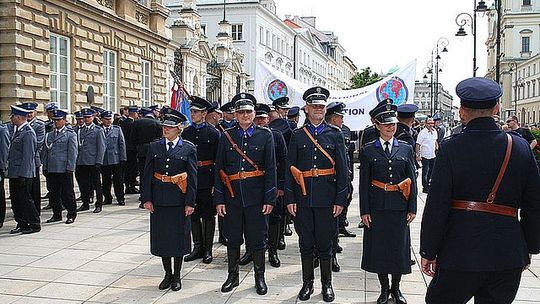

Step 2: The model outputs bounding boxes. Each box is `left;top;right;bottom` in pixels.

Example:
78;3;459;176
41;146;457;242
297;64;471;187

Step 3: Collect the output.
358;221;365;229
65;218;75;224
269;249;280;268
343;218;349;227
219;235;228;246
221;272;239;293
299;255;315;301
278;237;286;250
221;247;240;293
298;280;314;301
10;227;23;234
284;224;292;236
103;198;112;205
391;287;407;304
321;280;335;302
377;286;390;304
184;247;203;262
21;227;41;234
42;204;52;210
320;260;335;302
93;206;102;213
158;273;173;290
170;276;182;291
46;216;62;223
410;259;416;266
202;251;213;264
336;244;343;254
238;250;252;266
117;200;125;206
202;219;215;264
331;256;340;272
252;250;267;295
338;227;356;238
255;273;267;295
77;204;89;212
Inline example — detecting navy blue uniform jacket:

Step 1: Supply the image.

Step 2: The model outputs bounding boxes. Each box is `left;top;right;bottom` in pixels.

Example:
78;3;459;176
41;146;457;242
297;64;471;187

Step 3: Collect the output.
182;123;220;190
420;117;540;271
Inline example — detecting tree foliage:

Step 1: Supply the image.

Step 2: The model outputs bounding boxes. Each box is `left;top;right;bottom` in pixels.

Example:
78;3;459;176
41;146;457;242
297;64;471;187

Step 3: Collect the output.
350;67;382;89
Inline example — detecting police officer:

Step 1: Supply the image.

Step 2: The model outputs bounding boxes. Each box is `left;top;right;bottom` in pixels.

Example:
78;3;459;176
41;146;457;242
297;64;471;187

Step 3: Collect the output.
101;111;127;207
214;93;277;296
76;108;106;213
20;102;45;214
141;109;197;292
359;100;417;304
287;106;300;128
73;111;85;132
131;107;162;207
8;105;40;234
205;101;222;127
216;101;237;245
0;121;9;228
432;112;446;143
120;105;139;194
254;103;287;267
420;77;540;304
285;87;349;302
41;102;58;206
42;109;78;224
182;96;220;264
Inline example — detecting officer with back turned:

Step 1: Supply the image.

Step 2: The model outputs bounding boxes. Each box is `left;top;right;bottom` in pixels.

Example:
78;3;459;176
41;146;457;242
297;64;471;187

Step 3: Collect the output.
420;77;540;304
214;93;277;296
182;96;220;264
120;105;139;194
285;87;349;302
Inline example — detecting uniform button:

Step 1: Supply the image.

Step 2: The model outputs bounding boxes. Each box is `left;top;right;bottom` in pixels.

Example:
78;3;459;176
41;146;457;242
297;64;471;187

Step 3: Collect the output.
389;167;392;170
389;160;392;163
314;156;317;160
389;175;393;178
244;143;247;146
314;148;318;151
166;165;169;168
374;158;377;161
242;159;245;162
314;165;317;168
165;172;169;175
241;168;244;170
167;158;170;161
243;151;246;153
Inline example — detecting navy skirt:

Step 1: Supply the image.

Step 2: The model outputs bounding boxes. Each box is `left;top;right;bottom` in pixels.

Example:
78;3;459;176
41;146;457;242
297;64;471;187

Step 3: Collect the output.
150;205;191;257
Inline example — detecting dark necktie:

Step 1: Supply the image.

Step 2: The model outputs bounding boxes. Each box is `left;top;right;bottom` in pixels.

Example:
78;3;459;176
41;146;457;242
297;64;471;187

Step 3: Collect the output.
384;141;390;157
168;142;174;151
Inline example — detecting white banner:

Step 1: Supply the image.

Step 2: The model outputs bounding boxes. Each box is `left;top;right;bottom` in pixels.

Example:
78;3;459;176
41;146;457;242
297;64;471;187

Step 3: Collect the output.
254;60;417;131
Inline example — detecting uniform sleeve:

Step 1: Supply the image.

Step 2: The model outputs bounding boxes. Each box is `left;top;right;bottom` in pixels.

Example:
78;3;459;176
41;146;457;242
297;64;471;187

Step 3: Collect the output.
405;144;418;214
213;135;227;205
0;127;9;170
359;147;371;215
334;131;349;206
67;133;78;172
264;130;277;205
520;146;540;254
276;132;288;191
420;146;453;260
42;134;49;171
35;122;45;152
23;131;37;177
284;132;298;205
96;129;106;165
140;147;155;203
118;128;127;162
185;145;198;207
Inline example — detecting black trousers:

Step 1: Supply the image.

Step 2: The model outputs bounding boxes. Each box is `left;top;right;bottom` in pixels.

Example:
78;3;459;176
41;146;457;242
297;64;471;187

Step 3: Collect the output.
0;175;5;224
48;172;77;219
77;165;103;206
426;267;522;304
32;168;41;215
421;157;435;191
192;189;216;220
101;164;124;202
124;150;138;187
224;203;268;251
294;206;337;261
9;177;40;229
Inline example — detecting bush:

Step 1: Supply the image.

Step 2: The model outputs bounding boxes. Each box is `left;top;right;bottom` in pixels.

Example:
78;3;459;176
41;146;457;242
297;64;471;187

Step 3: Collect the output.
531;129;540;166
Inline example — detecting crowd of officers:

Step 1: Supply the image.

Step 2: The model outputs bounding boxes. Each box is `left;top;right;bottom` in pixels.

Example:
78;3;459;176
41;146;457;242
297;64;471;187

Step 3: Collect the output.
1;77;539;304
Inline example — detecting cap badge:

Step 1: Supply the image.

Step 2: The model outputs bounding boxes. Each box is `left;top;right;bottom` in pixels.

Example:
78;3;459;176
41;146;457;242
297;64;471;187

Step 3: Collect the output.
241;93;246;99
316;87;322;93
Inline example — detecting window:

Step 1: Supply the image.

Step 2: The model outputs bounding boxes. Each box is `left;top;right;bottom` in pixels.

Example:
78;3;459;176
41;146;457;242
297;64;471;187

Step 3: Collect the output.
141;60;151;107
49;34;70;111
232;24;243;41
523;0;531;5
259;26;264;45
266;30;270;46
103;49;117;111
201;24;206;36
522;36;530;53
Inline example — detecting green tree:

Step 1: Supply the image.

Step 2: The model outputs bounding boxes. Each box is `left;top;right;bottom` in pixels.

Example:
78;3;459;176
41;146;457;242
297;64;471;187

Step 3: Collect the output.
350;67;382;89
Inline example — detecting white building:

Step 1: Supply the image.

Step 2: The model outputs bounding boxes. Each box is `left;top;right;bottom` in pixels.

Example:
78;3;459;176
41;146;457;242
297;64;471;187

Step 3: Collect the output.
414;80;454;124
486;0;540;119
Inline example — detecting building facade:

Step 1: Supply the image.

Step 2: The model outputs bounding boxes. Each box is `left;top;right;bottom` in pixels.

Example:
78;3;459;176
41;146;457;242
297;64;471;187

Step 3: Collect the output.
413;80;455;125
486;0;540;119
0;0;170;119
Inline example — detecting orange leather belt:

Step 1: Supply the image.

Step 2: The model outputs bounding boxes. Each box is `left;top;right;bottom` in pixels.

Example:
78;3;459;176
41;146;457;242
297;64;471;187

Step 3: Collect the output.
301;168;335;178
197;160;214;167
153;172;187;193
371;180;400;192
451;200;518;218
228;170;265;181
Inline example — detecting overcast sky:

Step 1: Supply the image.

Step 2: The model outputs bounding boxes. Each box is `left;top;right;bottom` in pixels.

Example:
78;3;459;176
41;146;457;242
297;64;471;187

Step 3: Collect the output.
275;0;490;104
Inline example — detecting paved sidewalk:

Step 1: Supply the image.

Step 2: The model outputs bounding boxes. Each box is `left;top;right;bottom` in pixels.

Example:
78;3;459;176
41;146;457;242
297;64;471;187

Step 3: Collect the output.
0;173;539;303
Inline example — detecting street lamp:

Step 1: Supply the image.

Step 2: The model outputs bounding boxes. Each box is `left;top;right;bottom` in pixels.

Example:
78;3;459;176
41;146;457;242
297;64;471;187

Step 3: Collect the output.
424;64;434;116
455;12;477;76
432;37;449;117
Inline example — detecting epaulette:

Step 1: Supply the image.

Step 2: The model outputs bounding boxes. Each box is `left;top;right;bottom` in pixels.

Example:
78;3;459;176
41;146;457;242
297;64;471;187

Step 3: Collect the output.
327;124;340;131
364;140;377;148
183;139;195;148
255;125;271;132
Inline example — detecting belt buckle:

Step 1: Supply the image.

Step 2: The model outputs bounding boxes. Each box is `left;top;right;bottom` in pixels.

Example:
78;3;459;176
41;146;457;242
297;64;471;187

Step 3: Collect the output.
239;171;246;180
311;168;319;177
161;175;167;182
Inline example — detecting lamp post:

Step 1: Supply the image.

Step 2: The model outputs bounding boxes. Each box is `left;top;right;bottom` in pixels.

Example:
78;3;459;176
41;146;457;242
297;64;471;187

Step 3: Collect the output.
424;64;434;116
455;12;477;76
432;37;449;117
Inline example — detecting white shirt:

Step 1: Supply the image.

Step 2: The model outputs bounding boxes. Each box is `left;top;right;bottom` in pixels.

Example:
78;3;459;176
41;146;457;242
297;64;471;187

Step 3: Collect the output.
166;137;180;150
379;137;394;153
417;128;438;159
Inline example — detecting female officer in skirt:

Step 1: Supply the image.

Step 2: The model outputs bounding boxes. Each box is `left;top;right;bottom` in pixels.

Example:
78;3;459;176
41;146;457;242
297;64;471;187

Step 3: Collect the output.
359;100;417;304
141;109;197;291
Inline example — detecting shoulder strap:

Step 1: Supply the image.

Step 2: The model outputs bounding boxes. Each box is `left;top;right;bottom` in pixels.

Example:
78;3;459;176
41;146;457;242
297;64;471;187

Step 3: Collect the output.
487;134;513;203
223;130;259;170
302;127;335;167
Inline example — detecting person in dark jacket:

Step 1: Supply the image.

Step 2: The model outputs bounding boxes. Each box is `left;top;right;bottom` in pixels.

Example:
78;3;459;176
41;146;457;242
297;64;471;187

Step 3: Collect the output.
141;109;197;292
359;100;417;304
120;106;139;194
420;77;540;304
182;96;220;264
214;93;277;296
285;87;349;302
0;121;9;228
100;111;127;208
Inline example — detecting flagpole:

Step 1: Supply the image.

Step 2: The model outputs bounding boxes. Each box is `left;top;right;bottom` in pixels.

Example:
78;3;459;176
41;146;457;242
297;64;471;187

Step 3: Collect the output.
170;70;192;99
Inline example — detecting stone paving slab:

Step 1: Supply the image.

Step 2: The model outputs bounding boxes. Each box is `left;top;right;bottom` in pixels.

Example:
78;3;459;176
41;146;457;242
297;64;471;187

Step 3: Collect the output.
0;172;539;303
